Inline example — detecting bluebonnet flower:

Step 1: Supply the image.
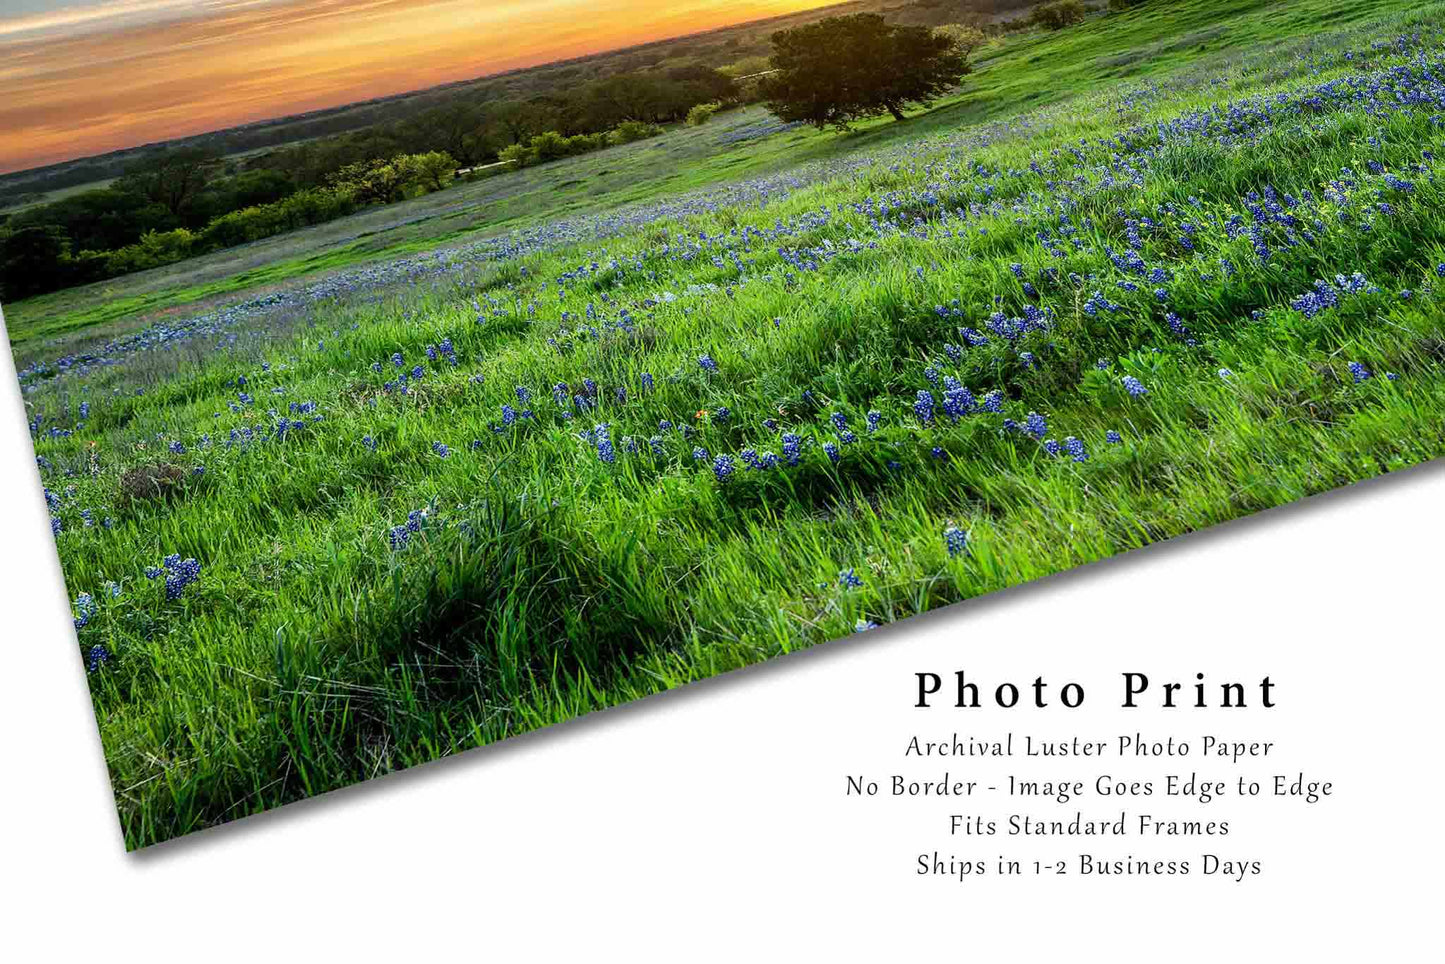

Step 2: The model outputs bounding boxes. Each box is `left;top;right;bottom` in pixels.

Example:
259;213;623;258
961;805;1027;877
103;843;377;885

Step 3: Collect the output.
712;454;736;482
73;592;96;631
924;367;940;386
649;436;665;456
391;352;404;368
1024;411;1047;439
362;435;377;451
596;424;615;464
515;386;531;406
87;644;111;673
1106;430;1122;444
1385;372;1398;382
432;441;450;458
853;619;879;633
830;412;849;431
697;354;719;375
1348;362;1372;383
866;410;882;433
944;526;968;558
1064;436;1088;462
388;526;410;551
692;446;710;462
1218;368;1233;379
823;442;840;463
51;516;62;537
640;373;654;393
1043;439;1062;457
714;406;730;424
147;555;201;600
782;433;802;466
838;568;863;590
757;452;780;469
914;390;936;425
740;448;760;469
1121;376;1148;397
930;447;947;461
406;510;425;533
942;386;974;422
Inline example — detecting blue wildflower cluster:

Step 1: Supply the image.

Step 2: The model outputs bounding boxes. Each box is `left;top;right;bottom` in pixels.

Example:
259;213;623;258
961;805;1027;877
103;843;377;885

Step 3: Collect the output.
146;555;202;600
73;592;97;631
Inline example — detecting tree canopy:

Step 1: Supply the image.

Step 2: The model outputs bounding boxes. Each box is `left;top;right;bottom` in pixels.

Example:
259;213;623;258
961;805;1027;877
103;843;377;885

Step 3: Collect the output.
761;14;970;130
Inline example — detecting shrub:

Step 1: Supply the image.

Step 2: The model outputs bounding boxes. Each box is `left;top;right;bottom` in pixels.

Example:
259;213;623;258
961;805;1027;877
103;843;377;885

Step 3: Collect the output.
528;131;572;162
1032;0;1087;30
498;143;532;168
934;23;988;56
686;102;719;126
563;133;608;155
611;120;663;144
198;186;357;249
105;228;197;275
412;151;458;192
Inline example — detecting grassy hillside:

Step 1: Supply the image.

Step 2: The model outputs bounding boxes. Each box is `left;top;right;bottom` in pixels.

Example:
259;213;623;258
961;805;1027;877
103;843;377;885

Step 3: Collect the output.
15;0;1445;848
6;0;1392;351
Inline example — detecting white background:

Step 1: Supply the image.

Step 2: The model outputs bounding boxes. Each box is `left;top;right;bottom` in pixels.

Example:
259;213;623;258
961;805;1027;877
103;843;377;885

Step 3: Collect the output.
2;323;1440;958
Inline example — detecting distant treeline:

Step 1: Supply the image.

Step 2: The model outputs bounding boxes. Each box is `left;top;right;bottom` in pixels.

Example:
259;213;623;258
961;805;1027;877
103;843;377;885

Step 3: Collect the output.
0;0;1054;303
0;65;742;301
0;151;458;300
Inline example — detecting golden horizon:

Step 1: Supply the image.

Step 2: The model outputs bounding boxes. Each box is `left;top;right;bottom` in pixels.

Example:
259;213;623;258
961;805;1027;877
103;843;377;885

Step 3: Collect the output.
0;0;839;175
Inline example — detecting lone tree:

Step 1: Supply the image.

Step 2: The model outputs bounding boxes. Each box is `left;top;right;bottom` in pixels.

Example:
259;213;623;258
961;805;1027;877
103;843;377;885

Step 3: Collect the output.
762;14;969;130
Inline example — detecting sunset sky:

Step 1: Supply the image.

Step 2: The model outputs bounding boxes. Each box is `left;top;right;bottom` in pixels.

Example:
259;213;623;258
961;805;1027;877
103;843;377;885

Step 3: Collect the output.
0;0;837;174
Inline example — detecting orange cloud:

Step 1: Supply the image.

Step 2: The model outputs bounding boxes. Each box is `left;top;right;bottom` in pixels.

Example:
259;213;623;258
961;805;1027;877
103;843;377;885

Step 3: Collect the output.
0;0;835;173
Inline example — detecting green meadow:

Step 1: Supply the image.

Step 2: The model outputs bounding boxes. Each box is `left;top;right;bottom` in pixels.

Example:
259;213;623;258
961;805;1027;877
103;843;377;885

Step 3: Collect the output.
14;0;1445;848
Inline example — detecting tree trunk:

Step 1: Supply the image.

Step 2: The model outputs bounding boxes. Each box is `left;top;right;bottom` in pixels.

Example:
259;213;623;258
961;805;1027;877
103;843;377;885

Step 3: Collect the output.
888;104;907;122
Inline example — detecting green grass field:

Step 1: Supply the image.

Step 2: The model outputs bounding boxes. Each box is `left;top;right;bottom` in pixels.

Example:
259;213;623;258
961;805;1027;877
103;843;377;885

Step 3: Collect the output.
14;0;1445;849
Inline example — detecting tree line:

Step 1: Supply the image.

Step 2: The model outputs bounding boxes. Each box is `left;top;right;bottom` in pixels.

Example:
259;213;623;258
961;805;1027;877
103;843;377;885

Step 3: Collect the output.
1;0;1089;303
0;66;741;302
